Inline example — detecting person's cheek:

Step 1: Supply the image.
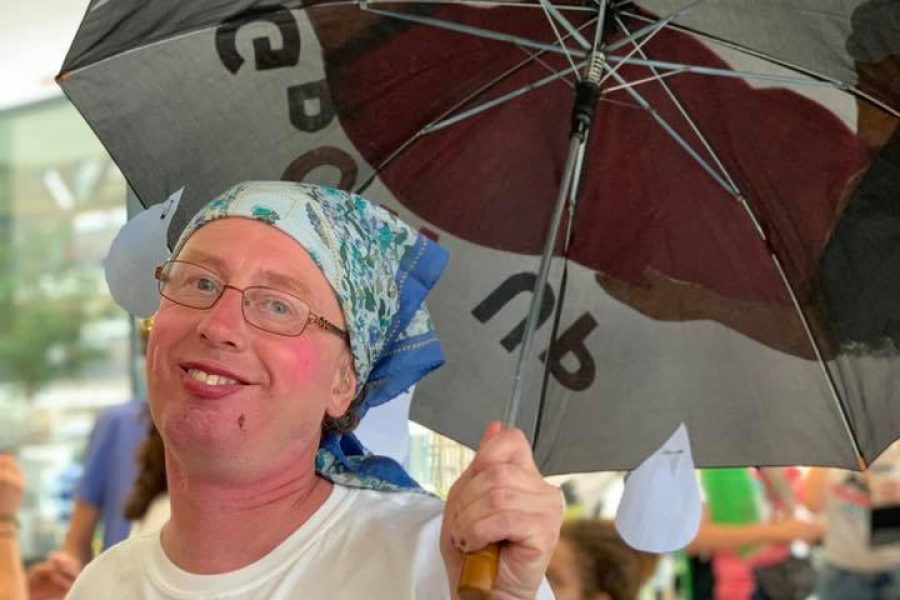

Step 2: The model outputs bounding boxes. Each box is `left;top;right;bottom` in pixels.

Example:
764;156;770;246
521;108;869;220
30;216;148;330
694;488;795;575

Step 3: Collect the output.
279;340;333;389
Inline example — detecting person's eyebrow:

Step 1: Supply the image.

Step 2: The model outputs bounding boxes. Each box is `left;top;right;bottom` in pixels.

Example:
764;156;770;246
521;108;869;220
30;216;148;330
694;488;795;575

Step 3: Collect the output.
257;270;315;300
177;250;229;274
177;250;316;299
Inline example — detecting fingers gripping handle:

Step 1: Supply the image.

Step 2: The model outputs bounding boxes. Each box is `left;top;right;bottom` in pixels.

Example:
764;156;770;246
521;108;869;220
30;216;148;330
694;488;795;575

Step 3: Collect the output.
457;543;499;600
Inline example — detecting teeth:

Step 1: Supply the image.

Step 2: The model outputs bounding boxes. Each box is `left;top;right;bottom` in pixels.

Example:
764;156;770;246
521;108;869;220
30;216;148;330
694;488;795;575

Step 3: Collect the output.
187;368;238;386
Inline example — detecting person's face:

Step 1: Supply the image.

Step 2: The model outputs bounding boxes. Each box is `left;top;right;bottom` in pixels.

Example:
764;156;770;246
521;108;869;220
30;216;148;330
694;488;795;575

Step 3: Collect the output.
146;218;355;482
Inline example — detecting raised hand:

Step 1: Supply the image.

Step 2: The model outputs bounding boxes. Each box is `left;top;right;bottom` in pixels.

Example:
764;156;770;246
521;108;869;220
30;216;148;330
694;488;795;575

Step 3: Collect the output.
441;422;563;599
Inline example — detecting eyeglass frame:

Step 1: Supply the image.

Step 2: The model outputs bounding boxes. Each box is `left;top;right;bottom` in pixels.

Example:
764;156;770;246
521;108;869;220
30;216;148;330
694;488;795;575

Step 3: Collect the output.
154;260;349;340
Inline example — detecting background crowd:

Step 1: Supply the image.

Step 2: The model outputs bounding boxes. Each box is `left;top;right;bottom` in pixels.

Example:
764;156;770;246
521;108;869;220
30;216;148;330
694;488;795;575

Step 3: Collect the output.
4;417;900;599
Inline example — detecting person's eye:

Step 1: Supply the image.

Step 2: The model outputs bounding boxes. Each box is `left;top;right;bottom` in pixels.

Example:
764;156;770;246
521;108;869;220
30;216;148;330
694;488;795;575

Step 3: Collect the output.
193;277;220;293
263;297;297;318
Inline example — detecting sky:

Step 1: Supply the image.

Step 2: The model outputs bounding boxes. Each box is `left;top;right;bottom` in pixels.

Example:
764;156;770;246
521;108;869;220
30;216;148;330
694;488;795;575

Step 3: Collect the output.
0;0;90;110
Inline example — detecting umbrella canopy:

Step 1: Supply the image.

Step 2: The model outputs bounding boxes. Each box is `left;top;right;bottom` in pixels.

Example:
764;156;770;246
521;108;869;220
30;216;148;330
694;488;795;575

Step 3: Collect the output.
59;0;900;473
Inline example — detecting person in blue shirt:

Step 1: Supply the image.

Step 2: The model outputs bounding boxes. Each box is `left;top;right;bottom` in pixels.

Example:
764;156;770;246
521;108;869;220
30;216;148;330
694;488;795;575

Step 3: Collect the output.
73;399;148;549
26;319;151;599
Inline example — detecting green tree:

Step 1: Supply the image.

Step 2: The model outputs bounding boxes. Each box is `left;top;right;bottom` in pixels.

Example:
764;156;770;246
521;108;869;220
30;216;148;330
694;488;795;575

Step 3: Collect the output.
0;299;106;399
0;219;107;400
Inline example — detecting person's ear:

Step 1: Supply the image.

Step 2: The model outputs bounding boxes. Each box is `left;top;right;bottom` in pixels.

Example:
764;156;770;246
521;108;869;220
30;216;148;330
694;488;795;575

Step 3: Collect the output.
326;349;356;418
139;314;156;355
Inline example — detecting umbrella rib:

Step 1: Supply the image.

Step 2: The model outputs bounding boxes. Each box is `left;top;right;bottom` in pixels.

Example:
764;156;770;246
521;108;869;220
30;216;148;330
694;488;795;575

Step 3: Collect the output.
538;0;591;50
519;48;577;90
617;9;899;119
602;65;740;198
365;0;596;10
610;20;865;466
612;15;741;199
603;68;687;93
381;15;598;136
767;253;866;467
364;7;586;57
607;55;847;90
512;15;603;92
537;0;584;77
598;96;646;112
605;0;708;54
423;60;585;134
356;17;597;191
598;6;675;89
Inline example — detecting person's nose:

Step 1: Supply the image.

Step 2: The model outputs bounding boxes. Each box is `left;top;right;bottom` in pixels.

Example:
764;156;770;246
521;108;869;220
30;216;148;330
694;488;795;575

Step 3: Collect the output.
196;287;248;350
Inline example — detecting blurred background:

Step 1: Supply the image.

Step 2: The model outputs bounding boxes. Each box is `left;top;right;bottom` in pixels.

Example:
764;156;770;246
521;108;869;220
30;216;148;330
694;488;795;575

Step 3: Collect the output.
1;0;132;561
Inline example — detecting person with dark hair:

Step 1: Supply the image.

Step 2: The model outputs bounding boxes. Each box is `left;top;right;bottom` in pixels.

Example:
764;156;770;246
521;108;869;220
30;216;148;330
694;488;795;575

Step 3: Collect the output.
123;417;168;533
27;318;153;599
65;181;562;599
548;519;658;600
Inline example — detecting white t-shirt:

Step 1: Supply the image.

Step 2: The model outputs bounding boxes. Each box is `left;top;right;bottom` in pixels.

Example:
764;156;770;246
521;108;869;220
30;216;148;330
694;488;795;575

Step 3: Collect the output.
69;484;555;599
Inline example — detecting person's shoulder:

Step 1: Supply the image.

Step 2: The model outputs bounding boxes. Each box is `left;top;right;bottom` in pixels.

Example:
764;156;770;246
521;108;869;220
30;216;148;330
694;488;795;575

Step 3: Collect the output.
337;486;444;541
347;487;444;520
67;535;152;598
328;487;448;594
82;533;150;572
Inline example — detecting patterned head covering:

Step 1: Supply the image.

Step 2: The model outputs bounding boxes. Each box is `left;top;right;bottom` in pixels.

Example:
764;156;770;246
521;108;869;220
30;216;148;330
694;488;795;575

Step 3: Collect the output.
173;181;448;492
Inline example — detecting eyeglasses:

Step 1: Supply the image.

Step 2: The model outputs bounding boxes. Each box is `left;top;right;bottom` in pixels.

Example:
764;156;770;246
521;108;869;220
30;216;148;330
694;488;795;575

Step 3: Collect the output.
154;260;348;340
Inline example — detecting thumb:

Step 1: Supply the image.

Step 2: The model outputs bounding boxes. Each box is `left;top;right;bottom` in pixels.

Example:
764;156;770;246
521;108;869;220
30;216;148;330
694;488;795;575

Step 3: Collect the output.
479;420;504;450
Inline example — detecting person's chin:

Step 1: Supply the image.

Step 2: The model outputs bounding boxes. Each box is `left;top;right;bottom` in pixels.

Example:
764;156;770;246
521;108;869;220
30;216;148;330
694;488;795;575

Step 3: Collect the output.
161;406;250;456
164;425;263;483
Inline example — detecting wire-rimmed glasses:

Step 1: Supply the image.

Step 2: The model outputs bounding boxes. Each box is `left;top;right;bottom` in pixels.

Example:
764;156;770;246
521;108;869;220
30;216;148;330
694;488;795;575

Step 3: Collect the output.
155;260;348;340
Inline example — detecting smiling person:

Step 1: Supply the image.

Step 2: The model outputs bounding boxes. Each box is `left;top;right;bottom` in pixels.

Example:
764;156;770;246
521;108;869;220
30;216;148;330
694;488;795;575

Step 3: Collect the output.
66;181;561;599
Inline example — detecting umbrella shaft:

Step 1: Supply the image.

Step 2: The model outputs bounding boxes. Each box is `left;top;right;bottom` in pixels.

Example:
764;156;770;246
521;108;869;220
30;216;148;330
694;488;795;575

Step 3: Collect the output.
505;133;584;428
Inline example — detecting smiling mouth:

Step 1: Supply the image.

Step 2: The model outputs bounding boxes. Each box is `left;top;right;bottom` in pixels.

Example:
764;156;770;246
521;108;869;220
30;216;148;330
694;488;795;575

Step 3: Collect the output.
185;367;241;386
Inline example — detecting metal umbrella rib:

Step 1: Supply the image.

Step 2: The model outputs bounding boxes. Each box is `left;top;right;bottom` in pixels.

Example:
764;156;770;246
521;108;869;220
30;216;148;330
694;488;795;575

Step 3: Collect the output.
618;8;900;119
357;16;599;190
596;14;867;465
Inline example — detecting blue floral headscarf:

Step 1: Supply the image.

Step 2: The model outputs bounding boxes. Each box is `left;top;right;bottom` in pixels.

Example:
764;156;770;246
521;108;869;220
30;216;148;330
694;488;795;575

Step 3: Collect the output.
173;181;448;492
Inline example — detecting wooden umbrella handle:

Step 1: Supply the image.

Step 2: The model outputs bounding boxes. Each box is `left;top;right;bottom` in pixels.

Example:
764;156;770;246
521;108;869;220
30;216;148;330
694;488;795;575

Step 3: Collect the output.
457;542;500;599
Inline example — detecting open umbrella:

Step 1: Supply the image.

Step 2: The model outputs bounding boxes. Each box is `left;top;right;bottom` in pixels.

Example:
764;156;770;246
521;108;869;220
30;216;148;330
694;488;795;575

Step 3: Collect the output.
59;1;900;475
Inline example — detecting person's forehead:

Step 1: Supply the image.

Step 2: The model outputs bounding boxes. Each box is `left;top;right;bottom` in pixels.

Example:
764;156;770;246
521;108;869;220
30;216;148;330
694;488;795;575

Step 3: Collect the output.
177;217;326;297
